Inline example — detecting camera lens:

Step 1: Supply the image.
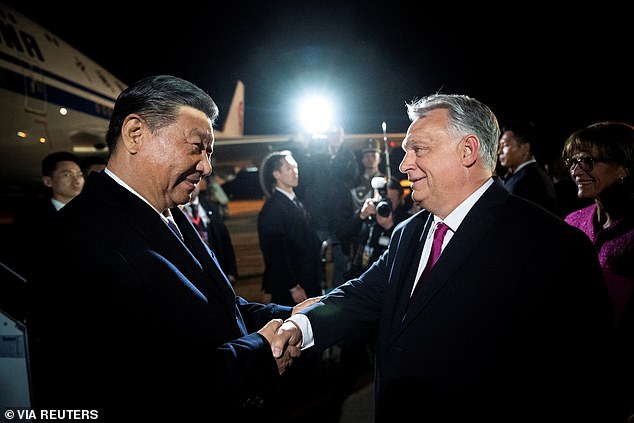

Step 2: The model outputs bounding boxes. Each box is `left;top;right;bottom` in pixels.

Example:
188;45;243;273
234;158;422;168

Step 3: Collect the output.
376;199;391;217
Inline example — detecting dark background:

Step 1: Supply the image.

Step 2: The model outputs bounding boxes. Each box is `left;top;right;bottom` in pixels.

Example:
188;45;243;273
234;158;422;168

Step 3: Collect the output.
4;1;632;161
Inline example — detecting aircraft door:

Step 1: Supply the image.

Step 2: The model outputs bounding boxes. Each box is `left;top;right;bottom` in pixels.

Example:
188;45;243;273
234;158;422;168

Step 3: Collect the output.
21;61;47;116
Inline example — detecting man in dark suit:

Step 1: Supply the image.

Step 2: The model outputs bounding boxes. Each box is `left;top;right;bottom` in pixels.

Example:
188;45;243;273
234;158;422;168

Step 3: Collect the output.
27;75;316;422
258;150;323;306
12;151;84;280
272;94;617;422
497;119;558;214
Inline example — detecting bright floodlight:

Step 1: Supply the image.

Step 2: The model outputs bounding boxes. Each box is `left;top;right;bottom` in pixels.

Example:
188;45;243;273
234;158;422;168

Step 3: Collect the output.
298;95;334;135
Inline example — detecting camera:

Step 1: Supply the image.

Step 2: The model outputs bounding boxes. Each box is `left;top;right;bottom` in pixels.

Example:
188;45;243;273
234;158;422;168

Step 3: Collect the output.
371;177;392;218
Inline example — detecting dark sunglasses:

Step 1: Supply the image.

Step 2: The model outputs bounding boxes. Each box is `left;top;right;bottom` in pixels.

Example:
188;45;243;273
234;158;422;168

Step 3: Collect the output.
564;156;609;172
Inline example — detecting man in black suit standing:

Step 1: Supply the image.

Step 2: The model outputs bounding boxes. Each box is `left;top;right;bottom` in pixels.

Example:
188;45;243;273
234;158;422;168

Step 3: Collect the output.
28;75;316;422
497;119;558;214
258;150;323;307
272;94;617;422
12;151;84;280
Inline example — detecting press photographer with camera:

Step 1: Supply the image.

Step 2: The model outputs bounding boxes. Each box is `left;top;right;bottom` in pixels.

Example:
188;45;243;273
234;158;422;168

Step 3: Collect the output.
348;176;410;279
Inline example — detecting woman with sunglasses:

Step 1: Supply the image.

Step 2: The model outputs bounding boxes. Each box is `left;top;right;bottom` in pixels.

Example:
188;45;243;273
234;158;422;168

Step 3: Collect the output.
562;121;634;422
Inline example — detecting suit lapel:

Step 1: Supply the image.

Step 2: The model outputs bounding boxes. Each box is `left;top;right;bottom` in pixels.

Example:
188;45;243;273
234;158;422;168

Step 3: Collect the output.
398;180;508;327
89;173;239;315
274;191;306;221
382;211;431;334
171;207;237;311
393;212;433;319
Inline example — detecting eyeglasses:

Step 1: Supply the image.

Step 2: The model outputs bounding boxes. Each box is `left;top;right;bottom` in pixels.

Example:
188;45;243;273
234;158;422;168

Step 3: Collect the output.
564;156;609;172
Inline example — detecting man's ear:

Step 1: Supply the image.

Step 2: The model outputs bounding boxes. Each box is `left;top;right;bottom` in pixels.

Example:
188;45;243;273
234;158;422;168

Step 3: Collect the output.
120;114;145;154
461;134;479;167
41;176;52;188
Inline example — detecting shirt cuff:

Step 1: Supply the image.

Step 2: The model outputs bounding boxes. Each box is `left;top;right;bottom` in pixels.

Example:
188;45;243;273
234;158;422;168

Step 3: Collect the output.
288;313;314;349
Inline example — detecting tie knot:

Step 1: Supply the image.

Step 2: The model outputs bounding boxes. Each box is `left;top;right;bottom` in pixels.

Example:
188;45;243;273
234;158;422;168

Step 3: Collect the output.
428;222;449;268
434;222;449;241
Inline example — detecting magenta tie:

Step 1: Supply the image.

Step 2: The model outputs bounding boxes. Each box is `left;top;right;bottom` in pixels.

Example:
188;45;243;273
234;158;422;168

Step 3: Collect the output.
409;221;450;302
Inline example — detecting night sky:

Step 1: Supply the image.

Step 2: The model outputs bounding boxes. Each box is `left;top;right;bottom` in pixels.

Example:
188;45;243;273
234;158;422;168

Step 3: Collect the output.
4;1;632;160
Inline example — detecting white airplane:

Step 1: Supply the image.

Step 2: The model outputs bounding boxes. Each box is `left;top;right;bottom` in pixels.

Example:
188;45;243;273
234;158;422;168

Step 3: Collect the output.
0;2;271;191
0;1;122;189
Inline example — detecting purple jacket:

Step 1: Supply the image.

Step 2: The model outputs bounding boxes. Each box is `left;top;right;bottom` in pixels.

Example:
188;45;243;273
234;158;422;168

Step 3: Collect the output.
565;203;634;323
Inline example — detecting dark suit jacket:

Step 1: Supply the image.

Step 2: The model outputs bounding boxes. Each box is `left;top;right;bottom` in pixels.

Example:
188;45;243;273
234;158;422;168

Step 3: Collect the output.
28;172;292;421
190;197;239;280
11;196;59;280
503;161;558;214
258;190;323;305
302;178;616;422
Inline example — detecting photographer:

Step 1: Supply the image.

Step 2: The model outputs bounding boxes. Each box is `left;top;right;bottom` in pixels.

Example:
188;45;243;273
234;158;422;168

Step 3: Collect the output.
348;177;410;279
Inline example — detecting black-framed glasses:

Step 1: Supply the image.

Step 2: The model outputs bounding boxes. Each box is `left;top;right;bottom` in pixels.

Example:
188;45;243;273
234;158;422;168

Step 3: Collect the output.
564;156;609;172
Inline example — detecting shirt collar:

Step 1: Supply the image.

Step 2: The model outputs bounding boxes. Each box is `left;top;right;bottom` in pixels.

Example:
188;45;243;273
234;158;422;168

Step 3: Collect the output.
104;168;166;220
435;177;494;233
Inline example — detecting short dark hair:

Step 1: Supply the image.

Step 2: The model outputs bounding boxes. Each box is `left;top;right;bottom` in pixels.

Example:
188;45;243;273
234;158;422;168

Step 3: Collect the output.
500;119;546;162
105;75;219;155
500;120;537;146
41;151;80;176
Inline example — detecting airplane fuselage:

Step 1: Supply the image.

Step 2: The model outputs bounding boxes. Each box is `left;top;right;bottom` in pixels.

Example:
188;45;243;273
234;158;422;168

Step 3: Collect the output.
0;3;125;189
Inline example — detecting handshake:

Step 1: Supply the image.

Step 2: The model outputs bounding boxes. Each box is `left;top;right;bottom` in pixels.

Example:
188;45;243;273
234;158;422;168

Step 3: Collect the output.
257;296;321;374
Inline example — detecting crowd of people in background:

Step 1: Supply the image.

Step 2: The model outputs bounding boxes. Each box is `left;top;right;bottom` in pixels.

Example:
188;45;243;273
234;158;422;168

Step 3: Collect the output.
1;75;632;422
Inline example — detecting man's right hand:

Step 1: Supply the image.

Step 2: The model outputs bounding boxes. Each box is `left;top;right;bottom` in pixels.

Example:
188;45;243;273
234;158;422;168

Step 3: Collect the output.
257;318;283;345
271;320;302;360
359;197;377;220
258;319;300;374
